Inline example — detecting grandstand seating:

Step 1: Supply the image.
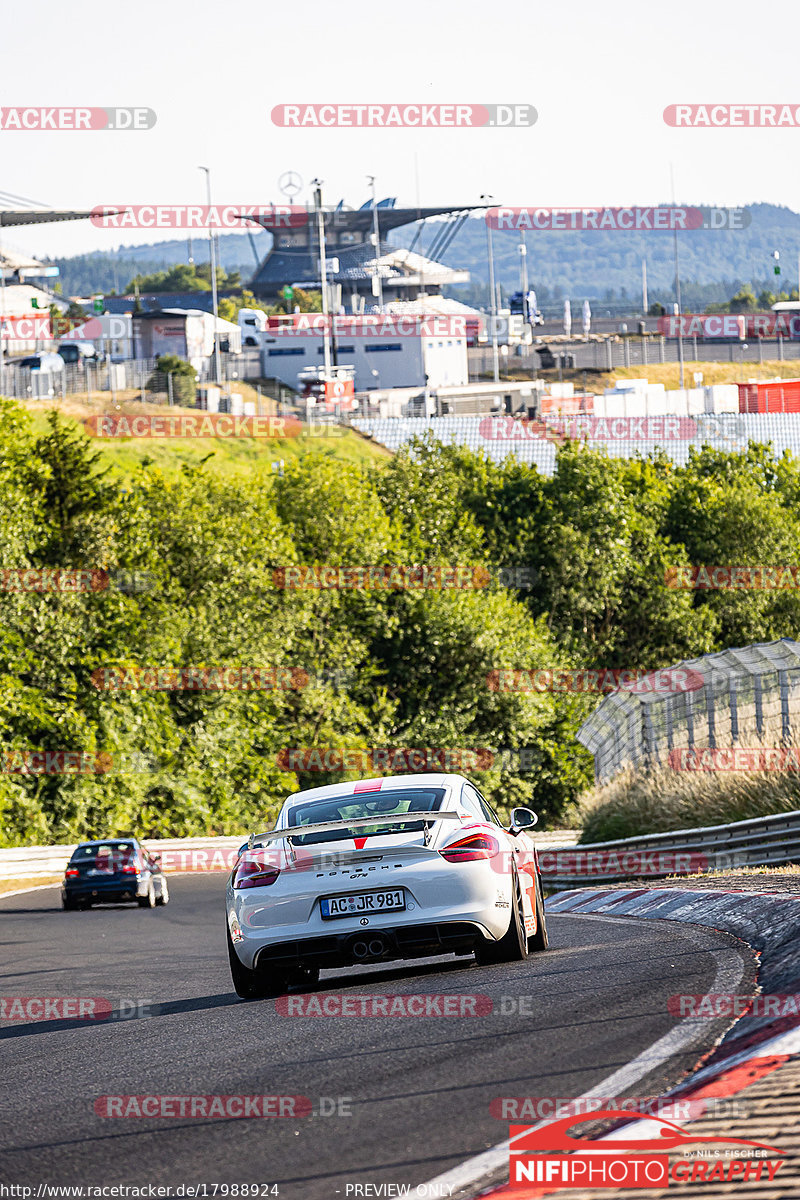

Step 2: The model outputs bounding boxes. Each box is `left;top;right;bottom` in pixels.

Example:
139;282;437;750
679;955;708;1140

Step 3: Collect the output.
351;414;800;473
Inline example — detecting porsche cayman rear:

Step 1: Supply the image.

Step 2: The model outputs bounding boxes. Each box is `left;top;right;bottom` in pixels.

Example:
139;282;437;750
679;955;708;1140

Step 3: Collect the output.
225;773;547;998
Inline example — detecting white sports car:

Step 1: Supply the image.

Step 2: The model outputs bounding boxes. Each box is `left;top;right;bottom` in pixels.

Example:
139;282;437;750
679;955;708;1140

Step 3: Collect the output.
226;772;548;998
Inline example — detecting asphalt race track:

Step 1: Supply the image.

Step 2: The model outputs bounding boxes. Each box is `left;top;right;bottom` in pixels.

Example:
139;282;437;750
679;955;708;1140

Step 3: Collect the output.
0;876;756;1198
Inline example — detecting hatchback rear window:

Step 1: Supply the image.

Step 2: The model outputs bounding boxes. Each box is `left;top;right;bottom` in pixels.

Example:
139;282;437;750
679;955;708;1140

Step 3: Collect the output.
69;843;137;870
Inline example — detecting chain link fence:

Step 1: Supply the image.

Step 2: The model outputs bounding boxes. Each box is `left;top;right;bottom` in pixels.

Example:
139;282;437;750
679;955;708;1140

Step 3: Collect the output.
0;353;269;406
578;640;800;783
469;337;800;377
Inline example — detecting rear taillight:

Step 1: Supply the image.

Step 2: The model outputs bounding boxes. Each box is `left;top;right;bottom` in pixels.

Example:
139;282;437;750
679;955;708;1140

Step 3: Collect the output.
121;863;138;874
65;867;79;878
233;853;281;889
439;832;500;863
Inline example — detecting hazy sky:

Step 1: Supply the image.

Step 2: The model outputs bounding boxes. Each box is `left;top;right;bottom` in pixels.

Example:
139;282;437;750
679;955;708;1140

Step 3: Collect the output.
2;0;799;261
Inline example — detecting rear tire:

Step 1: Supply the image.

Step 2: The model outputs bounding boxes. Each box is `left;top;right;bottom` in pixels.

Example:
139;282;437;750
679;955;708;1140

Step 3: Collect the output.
475;865;528;965
62;896;76;911
138;881;156;908
528;873;549;952
227;925;287;1000
155;878;169;906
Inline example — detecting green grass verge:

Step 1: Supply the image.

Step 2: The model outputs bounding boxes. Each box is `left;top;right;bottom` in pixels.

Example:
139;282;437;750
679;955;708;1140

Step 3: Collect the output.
574;755;800;843
15;398;391;480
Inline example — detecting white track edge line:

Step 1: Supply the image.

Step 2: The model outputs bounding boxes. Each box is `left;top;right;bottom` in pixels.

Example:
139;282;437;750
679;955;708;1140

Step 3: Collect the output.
417;914;747;1198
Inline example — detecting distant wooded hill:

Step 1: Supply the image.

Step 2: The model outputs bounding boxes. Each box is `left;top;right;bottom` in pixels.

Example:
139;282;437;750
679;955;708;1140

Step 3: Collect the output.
47;203;800;311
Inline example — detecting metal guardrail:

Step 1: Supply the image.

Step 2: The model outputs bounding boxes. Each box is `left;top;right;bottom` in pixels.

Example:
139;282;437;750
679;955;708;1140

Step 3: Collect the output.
4;816;796;889
539;809;800;887
0;829;580;882
0;837;244;880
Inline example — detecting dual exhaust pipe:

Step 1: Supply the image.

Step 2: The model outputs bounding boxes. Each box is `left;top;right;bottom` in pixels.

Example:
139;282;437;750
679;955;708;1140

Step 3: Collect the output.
351;936;389;961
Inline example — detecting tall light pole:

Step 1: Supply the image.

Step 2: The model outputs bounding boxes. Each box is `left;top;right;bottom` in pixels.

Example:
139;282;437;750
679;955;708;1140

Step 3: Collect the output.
519;231;529;327
670;164;685;388
481;194;499;383
312;179;332;382
198;166;222;387
367;175;384;310
0;218;6;397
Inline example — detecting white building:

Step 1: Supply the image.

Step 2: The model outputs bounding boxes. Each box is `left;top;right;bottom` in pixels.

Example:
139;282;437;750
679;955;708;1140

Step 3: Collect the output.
259;312;468;393
0;245;67;355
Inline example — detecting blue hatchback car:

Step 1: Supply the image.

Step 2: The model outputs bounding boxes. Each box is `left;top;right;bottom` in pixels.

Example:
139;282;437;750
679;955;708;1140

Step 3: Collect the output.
62;839;169;910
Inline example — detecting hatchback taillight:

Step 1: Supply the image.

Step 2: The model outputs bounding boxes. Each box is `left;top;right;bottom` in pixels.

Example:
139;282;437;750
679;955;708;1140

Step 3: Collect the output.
233;853;281;889
65;867;79;878
121;863;138;874
439;832;500;863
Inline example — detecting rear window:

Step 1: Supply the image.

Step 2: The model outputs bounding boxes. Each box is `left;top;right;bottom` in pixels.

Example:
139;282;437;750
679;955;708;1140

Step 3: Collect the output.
70;843;137;870
286;788;445;845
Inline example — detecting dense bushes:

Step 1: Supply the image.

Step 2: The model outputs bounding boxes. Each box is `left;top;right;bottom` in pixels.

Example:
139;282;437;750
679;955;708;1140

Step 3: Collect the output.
3;408;800;847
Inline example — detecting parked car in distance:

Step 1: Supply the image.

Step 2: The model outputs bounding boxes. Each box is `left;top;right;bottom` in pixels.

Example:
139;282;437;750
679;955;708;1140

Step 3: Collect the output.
62;838;169;909
238;308;268;347
14;352;66;373
57;341;102;364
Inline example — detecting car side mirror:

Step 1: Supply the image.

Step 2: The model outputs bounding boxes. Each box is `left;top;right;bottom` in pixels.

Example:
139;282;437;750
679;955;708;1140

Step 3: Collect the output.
509;807;538;835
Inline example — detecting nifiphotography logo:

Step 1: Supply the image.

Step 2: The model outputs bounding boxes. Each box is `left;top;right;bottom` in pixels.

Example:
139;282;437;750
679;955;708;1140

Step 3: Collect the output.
509;1111;784;1188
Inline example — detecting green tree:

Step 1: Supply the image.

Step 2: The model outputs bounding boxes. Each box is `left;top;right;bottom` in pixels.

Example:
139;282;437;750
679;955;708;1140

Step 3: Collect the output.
664;444;800;647
217;298;237;323
728;285;758;313
25;412;113;565
150;355;197;405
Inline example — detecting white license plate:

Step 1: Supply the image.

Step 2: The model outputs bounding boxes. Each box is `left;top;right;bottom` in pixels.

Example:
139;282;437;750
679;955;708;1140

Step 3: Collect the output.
320;889;405;919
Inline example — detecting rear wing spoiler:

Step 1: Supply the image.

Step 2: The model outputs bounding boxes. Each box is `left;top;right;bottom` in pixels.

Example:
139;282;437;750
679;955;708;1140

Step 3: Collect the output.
249;810;461;848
